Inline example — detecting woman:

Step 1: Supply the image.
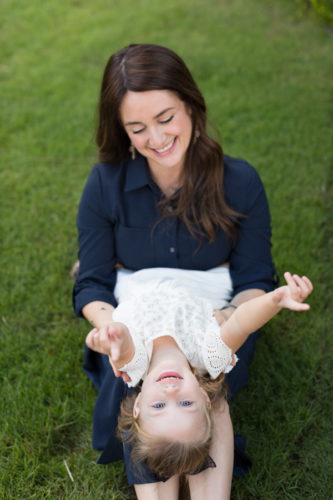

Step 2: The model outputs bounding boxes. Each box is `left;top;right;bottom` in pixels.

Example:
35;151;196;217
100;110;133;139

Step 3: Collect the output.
73;44;277;499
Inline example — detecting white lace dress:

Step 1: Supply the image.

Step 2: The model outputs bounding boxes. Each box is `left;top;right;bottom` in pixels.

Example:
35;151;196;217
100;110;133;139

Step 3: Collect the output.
112;267;237;387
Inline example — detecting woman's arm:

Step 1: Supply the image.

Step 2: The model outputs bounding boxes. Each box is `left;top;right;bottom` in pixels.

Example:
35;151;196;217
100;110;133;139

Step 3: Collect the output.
220;273;313;353
225;158;278;299
73;165;119;318
214;161;278;326
82;300;115;328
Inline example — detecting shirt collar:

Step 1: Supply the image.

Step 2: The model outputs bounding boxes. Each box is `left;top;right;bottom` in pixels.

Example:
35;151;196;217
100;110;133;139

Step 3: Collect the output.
124;154;152;192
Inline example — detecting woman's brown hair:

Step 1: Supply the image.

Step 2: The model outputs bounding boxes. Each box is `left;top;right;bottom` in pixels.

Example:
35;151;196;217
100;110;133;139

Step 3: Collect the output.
97;43;240;242
117;371;227;478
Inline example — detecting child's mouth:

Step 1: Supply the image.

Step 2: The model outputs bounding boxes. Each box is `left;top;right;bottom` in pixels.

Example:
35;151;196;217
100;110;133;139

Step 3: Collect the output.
156;371;183;382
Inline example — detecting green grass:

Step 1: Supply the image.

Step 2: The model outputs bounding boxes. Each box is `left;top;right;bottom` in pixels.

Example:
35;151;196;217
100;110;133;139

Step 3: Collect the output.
1;0;332;498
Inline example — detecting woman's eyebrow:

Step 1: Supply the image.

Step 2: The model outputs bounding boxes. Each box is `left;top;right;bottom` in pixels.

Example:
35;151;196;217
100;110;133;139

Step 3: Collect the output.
124;107;175;126
154;106;175;119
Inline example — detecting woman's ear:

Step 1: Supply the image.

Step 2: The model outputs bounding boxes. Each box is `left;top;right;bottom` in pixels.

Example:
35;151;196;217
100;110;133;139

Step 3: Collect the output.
133;393;141;419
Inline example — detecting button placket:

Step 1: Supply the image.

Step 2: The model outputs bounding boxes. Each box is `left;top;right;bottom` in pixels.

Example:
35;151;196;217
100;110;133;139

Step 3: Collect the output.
164;216;178;265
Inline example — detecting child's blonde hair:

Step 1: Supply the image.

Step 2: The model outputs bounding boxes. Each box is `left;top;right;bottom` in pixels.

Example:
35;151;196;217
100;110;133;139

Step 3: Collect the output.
117;371;227;478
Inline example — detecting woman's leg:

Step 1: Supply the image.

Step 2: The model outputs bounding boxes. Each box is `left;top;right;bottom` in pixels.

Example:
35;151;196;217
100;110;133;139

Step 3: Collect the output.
187;401;234;500
134;476;179;500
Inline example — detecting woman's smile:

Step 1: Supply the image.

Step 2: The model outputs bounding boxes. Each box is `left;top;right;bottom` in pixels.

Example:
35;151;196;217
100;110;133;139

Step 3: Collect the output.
151;137;177;156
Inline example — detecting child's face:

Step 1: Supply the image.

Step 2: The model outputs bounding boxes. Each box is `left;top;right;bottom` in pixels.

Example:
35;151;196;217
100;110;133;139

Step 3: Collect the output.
133;365;210;441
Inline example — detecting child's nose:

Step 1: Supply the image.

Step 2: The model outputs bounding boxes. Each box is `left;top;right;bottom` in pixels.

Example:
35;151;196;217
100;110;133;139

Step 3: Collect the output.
162;384;180;394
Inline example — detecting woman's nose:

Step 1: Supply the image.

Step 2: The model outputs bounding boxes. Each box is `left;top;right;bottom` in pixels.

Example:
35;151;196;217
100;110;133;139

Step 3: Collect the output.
148;127;164;148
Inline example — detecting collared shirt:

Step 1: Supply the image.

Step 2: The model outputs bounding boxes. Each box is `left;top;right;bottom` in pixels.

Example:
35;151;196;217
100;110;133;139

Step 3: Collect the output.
73;154;277;316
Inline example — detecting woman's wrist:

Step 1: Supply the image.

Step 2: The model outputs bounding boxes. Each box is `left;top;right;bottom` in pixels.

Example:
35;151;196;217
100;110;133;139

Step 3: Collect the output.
219;303;237;322
214;303;237;325
220;304;237;312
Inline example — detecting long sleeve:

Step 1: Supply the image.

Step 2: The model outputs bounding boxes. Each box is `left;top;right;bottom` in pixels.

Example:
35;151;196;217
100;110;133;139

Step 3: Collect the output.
223;156;278;295
73;165;118;316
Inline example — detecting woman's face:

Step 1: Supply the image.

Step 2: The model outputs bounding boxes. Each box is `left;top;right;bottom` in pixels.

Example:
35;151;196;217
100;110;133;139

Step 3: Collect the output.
120;90;193;175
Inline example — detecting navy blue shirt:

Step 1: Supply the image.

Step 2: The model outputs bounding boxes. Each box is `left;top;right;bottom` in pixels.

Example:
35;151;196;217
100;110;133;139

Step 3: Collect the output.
73;154;276;316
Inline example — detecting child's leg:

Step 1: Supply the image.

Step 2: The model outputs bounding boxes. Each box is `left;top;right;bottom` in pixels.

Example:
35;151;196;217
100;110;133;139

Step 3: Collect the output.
187;400;233;500
134;475;179;500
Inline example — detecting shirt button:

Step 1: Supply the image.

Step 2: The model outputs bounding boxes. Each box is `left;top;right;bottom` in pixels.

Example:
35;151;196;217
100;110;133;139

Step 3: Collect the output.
169;247;175;253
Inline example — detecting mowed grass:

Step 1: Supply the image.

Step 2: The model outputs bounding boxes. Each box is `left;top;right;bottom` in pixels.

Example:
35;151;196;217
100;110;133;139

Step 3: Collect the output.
0;0;332;498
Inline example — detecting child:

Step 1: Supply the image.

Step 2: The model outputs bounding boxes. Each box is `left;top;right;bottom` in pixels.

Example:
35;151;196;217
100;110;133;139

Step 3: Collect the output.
86;270;313;478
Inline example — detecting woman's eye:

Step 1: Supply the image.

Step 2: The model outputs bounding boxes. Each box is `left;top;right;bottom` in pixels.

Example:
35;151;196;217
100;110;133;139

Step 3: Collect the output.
132;128;145;135
180;401;193;407
152;402;165;409
160;115;173;124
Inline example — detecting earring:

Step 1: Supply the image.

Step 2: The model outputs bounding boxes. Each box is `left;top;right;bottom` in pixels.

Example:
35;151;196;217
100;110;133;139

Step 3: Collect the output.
129;143;136;160
193;128;200;144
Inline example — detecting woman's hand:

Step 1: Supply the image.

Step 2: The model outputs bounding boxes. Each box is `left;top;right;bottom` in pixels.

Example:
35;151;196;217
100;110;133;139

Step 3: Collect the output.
274;272;313;310
85;323;133;383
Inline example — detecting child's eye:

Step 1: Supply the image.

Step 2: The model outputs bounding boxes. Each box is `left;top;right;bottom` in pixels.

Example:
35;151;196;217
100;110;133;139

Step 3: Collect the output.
180;401;193;407
160;115;173;124
152;402;165;409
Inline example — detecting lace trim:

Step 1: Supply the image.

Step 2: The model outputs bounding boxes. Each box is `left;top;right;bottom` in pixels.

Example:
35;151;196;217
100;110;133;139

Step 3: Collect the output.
202;320;236;378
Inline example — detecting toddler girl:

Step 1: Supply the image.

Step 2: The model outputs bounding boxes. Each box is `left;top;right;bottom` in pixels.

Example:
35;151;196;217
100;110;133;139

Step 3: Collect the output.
86;269;312;478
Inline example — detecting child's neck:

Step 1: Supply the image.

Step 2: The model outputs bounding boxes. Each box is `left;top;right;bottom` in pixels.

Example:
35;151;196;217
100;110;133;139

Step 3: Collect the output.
148;336;189;373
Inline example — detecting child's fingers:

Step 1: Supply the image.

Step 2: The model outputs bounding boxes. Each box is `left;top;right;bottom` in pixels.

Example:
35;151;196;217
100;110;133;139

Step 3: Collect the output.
284;271;294;285
91;326;114;355
108;357;131;382
284;272;313;302
99;326;111;346
85;328;99;348
107;324;120;340
301;275;313;293
121;372;132;383
110;342;120;361
108;323;124;339
284;272;298;293
108;357;123;377
107;324;121;361
290;274;313;300
290;301;310;311
292;274;309;299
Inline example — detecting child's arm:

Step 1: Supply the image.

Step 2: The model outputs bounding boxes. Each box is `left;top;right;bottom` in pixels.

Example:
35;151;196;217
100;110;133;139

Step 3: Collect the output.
85;322;135;379
220;272;313;353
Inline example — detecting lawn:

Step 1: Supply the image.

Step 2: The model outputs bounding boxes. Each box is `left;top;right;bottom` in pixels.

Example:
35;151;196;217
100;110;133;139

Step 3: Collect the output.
0;0;332;498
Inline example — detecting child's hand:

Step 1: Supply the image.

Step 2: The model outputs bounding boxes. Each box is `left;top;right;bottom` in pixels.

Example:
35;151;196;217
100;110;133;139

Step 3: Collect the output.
85;325;109;355
274;272;313;310
85;322;127;356
85;323;133;383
